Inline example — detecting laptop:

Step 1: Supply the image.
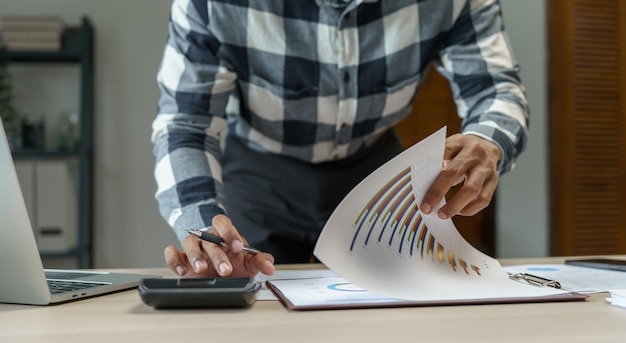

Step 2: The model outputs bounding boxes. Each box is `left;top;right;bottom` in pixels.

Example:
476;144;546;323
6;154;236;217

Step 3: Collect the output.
0;119;159;305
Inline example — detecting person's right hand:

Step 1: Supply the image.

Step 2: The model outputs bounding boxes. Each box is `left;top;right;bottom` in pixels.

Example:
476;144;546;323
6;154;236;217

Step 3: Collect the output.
163;214;276;278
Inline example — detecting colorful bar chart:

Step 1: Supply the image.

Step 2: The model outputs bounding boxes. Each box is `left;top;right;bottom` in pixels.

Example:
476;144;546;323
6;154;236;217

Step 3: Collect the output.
349;167;481;276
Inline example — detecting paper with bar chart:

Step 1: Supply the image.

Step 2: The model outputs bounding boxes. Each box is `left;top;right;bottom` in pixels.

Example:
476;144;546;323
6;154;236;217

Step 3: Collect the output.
312;127;572;302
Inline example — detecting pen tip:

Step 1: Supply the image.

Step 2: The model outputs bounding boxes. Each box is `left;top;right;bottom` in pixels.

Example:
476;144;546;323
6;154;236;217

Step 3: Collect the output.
185;228;201;237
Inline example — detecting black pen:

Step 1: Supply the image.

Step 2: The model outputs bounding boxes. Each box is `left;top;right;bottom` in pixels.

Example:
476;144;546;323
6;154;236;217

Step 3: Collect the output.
185;228;259;255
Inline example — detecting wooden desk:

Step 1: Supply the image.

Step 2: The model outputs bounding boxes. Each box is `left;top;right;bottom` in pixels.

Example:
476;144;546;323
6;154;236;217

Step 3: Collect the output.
1;257;626;343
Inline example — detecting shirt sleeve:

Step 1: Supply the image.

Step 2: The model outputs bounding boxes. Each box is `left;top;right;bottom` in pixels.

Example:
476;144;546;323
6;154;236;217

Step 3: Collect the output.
151;0;236;243
435;0;530;174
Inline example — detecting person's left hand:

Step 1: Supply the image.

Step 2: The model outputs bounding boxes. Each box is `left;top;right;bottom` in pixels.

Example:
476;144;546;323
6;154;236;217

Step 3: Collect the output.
420;133;502;219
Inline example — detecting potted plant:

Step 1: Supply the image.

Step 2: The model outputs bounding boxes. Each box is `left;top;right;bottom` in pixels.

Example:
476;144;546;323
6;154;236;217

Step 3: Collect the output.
0;42;20;148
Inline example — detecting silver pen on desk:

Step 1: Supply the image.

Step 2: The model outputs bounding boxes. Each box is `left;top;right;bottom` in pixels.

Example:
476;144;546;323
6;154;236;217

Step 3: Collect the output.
185;228;260;255
508;272;561;289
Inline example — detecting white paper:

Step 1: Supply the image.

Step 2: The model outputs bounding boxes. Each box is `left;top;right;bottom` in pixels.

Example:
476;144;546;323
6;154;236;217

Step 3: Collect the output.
607;289;626;309
504;264;626;293
314;127;568;301
269;277;413;307
255;269;339;300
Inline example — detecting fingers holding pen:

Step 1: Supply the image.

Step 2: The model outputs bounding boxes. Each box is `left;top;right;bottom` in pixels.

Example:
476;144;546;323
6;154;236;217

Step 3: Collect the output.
165;216;276;278
211;214;246;253
194;228;276;277
180;231;233;277
184;214;276;277
209;215;276;276
194;235;275;278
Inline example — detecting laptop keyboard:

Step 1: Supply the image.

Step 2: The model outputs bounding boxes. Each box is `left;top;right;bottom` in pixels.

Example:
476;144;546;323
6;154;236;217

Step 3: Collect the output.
47;279;107;295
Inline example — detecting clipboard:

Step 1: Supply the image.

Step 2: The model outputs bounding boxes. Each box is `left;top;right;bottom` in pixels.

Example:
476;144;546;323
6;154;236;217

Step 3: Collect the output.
266;276;588;311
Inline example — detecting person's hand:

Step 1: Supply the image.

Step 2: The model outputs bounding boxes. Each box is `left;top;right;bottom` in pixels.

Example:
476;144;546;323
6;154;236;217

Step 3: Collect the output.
420;134;501;219
163;214;276;278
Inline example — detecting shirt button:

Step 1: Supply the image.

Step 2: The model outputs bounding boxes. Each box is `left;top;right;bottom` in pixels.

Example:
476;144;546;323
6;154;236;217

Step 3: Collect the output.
343;71;350;83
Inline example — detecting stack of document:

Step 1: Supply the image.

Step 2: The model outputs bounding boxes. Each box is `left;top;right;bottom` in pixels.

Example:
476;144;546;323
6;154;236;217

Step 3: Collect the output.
607;290;626;309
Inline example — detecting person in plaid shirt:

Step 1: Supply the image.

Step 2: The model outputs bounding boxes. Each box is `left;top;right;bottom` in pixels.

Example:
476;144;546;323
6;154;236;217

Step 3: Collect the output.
152;0;529;277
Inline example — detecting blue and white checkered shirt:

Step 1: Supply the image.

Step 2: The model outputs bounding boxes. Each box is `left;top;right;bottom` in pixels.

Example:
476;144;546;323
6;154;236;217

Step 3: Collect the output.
152;0;529;243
